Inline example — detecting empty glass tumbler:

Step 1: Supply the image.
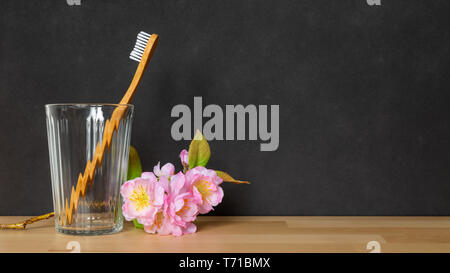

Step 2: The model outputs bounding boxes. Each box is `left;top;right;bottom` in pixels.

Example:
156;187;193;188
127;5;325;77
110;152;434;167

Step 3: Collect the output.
45;104;134;235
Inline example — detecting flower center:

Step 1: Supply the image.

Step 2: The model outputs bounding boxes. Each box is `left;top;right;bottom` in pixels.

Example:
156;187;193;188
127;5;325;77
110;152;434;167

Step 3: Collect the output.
177;199;190;216
154;211;164;228
196;180;212;199
129;185;150;211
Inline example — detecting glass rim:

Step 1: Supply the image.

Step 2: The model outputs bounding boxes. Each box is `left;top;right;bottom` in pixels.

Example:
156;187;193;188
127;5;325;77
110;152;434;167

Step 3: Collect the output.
45;103;134;108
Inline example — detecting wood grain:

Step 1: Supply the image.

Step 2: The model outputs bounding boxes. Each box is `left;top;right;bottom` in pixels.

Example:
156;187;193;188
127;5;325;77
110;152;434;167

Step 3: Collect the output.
1;216;450;253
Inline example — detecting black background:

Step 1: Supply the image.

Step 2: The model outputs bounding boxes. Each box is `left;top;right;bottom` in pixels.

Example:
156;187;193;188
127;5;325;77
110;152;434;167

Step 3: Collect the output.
0;0;449;216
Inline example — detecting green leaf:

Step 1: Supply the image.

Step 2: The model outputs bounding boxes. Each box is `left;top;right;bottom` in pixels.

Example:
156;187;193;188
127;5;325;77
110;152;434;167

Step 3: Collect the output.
127;145;144;229
188;130;211;169
127;145;142;180
215;170;250;184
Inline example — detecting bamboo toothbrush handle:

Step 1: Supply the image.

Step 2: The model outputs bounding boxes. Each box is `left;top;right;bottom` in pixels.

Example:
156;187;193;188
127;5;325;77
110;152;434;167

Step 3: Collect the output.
120;34;159;104
63;34;159;225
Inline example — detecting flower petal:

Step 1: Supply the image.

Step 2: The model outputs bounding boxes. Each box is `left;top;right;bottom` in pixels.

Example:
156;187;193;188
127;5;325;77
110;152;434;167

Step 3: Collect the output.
120;179;135;199
141;172;157;182
191;186;203;205
137;206;158;225
207;186;224;206
183;222;197;234
198;202;213;214
158;176;170;193
179;149;189;166
153;184;166;207
153;162;162;177
144;224;157;234
170;172;185;194
160;163;175;177
122;201;139;220
173;197;185;212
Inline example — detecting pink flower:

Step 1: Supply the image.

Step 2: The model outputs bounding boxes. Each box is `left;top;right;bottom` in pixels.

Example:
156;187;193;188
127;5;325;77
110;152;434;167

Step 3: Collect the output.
166;172;199;226
144;172;198;236
143;210;164;234
153;162;175;179
120;173;165;226
121;160;225;236
179;149;189;168
143;210;197;236
185;166;224;214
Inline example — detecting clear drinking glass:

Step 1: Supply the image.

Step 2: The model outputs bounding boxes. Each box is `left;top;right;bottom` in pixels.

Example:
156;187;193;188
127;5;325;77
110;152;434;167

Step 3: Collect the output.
45;103;134;235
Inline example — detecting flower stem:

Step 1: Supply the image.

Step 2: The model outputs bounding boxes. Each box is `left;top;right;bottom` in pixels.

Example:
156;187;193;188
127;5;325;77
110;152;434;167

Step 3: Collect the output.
0;212;54;229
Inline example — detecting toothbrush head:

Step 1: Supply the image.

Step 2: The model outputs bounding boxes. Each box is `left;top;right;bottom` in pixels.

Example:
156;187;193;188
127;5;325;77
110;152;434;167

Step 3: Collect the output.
121;30;158;104
129;31;153;62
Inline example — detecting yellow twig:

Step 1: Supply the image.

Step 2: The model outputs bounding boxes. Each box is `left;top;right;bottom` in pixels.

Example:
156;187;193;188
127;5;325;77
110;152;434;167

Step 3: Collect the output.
0;212;54;229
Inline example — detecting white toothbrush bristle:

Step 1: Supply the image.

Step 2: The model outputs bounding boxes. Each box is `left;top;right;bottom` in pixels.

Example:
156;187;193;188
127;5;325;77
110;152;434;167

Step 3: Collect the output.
130;31;151;62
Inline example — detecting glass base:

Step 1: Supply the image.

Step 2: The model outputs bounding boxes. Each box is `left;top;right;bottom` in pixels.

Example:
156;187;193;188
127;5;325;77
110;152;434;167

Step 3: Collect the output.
56;223;123;236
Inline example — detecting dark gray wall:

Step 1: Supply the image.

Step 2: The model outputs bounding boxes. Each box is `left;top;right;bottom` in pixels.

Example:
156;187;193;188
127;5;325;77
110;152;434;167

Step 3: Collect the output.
0;0;449;216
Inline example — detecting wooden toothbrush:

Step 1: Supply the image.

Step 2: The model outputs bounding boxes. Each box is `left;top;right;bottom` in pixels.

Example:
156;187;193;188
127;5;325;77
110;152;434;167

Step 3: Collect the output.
63;32;159;225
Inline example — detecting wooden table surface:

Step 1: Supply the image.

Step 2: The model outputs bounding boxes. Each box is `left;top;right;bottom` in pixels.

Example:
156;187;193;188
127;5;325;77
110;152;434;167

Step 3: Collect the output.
1;216;450;253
